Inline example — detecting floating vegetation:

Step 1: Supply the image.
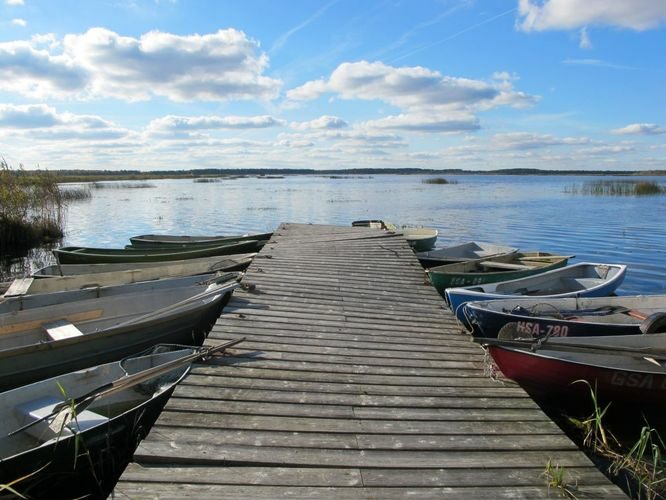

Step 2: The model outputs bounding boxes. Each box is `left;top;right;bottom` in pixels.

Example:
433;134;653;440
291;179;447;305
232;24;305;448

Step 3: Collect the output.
59;186;92;201
246;207;278;211
0;160;65;257
176;196;194;200
422;177;458;185
256;175;284;179
564;180;665;196
323;175;374;179
327;199;362;203
90;181;155;189
193;178;222;183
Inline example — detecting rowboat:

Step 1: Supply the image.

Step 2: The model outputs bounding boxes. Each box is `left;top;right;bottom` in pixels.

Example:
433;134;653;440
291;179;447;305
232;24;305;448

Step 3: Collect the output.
128;231;272;248
401;227;438;252
479;332;666;408
6;254;255;296
416;241;518;268
0;273;238;391
464;294;666;339
0;340;242;498
54;238;264;264
445;263;627;322
427;252;571;296
351;220;391;230
32;253;255;278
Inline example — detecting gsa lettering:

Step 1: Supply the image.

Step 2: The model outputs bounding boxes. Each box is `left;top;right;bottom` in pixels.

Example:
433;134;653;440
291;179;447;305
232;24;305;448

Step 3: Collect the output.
610;371;654;389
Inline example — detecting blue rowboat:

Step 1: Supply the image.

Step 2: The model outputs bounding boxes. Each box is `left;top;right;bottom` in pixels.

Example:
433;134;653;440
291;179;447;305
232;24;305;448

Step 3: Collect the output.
445;262;627;323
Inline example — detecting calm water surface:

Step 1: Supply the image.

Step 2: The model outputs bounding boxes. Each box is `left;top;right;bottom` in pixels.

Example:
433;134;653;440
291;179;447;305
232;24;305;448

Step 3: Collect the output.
20;174;666;294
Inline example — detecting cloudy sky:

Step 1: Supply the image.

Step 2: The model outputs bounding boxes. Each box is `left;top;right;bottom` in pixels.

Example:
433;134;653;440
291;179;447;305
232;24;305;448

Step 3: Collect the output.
0;0;665;171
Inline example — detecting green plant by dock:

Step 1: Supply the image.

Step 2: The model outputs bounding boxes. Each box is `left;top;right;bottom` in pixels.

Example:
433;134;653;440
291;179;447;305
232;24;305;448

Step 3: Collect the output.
564;180;665;196
567;381;666;499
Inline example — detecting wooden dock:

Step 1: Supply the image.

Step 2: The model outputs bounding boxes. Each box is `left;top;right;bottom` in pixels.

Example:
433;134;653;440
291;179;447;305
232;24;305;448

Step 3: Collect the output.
115;223;624;498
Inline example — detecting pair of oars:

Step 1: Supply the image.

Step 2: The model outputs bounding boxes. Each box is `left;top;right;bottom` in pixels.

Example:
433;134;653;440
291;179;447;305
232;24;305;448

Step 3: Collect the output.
9;337;245;438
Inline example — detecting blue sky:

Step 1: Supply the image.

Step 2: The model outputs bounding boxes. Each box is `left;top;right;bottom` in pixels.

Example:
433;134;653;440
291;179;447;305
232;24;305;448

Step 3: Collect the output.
0;0;665;171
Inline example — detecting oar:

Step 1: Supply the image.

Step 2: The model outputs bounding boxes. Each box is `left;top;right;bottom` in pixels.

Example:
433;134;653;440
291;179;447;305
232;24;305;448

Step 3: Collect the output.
476;335;666;359
9;337;245;438
517;255;575;261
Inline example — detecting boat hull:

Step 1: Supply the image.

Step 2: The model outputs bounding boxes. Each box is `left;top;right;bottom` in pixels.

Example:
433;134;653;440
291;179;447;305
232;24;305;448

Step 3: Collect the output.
0;277;236;391
445;263;627;322
427;253;569;296
54;239;264;264
128;232;272;248
489;345;666;407
0;349;192;499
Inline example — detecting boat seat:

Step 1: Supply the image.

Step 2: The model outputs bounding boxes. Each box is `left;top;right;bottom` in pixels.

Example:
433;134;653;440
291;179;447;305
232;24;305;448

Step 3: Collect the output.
559;277;605;291
15;396;108;441
478;261;533;271
43;320;84;341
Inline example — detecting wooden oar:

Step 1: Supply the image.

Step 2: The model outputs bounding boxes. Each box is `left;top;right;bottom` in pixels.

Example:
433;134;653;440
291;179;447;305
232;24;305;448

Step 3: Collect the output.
9;337;245;437
518;255;575;261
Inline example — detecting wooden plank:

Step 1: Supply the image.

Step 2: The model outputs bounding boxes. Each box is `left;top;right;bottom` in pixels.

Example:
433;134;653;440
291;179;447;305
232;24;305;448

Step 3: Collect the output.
135;442;598;468
114;483;627;499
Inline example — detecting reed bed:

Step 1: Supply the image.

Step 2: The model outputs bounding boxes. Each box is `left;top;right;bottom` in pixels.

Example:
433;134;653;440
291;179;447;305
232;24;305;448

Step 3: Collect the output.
422;177;458;185
193;178;222;183
59;186;92;201
0;160;65;256
90;181;155;189
565;180;664;196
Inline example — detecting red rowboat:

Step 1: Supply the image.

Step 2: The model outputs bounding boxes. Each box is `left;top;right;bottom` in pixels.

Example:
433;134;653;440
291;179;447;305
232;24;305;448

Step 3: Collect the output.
483;330;666;407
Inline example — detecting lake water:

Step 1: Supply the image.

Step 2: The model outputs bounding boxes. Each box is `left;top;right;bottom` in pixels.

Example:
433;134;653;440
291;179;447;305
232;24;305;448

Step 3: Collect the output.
7;174;666;294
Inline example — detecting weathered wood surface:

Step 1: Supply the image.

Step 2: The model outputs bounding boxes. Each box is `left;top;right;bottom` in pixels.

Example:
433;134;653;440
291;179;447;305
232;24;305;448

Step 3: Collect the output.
115;223;624;498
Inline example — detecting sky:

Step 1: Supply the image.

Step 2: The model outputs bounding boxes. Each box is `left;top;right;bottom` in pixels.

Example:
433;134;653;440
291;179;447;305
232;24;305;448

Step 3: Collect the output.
0;0;665;171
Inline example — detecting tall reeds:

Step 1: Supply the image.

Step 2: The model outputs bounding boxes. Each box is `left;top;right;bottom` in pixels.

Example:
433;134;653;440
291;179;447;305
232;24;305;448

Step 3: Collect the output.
422;177;458;185
0;160;65;256
564;180;665;196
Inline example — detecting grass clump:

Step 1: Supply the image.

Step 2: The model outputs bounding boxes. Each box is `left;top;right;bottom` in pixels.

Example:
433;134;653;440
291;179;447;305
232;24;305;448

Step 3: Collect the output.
193;178;222;183
422;177;458;185
568;381;666;499
0;160;65;257
60;186;92;201
90;181;155;189
542;458;579;499
565;180;664;196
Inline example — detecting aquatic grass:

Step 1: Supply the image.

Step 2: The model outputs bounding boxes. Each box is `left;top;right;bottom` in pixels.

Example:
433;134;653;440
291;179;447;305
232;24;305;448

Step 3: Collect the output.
542;458;579;499
0;160;65;256
564;180;665;196
566;380;666;499
59;186;92;201
90;181;155;189
422;177;458;185
193;178;222;183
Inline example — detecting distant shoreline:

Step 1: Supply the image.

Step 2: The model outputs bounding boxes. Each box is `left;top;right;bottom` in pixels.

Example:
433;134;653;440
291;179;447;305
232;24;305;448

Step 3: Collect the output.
12;167;666;183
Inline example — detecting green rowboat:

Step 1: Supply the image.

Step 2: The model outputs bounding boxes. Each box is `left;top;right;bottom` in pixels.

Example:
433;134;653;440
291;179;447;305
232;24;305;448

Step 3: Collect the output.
427;252;573;297
54;239;265;265
128;232;272;249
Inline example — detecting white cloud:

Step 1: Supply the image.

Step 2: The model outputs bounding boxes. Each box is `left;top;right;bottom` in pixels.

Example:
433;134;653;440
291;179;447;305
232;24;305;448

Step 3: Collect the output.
0;103;130;140
362;113;480;133
0;28;282;102
0;40;87;98
579;27;592;49
5;0;24;5
286;61;536;134
491;132;591;150
290;115;347;130
612;123;666;135
148;114;285;133
517;0;666;31
561;59;634;70
11;18;27;27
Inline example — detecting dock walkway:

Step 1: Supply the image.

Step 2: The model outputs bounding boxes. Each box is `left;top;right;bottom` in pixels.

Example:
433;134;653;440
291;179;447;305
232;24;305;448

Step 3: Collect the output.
115;223;624;498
